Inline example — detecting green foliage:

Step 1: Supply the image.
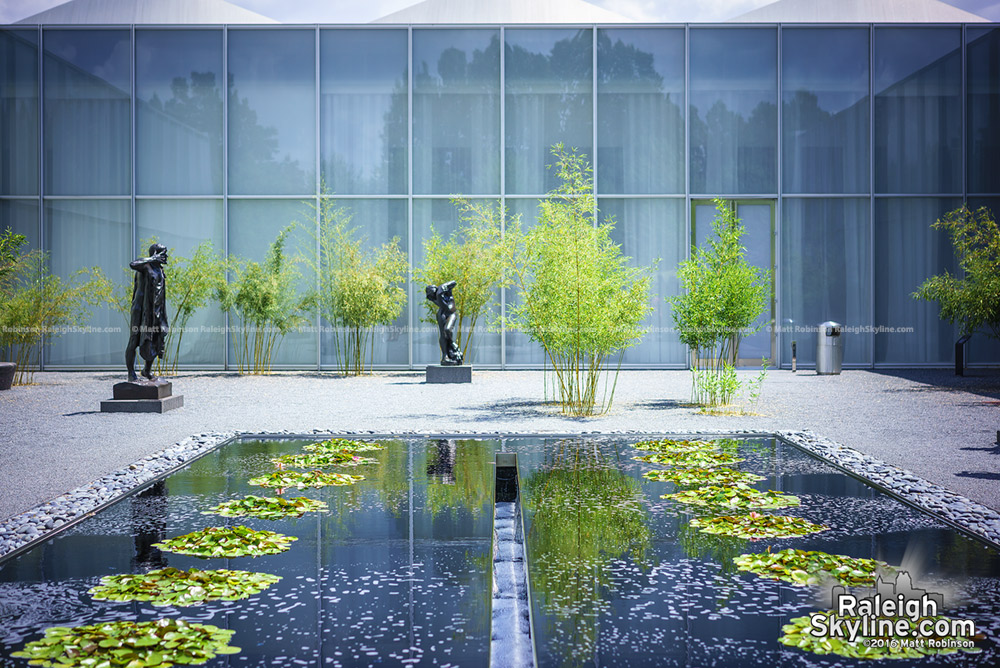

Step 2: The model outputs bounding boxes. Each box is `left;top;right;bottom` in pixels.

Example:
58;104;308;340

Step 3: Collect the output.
12;619;240;667
633;450;744;468
689;513;828;539
424;439;494;520
734;549;896;587
217;226;307;374
643;467;765;486
89;567;281;606
0;227;26;296
914;205;1000;341
152;526;297;558
780;611;980;659
303;196;407;375
271;452;377;468
303;438;384;453
415;199;514;362
247;469;364;489
662;484;800;510
505;145;654;415
202;495;328;520
668;199;771;405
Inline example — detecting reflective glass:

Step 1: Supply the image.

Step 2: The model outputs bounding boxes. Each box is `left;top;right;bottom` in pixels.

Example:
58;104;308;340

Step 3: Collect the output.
874;198;961;365
413;30;500;195
967;28;1000;195
782;28;869;194
602;198;686;364
321;30;407;196
0;199;39;249
44;200;130;365
874;28;961;194
43;30;130;196
503;198;545;365
227;199;317;366
413;199;501;366
505;29;592;195
136;30;223;195
597;29;684;194
781;199;871;367
316;199;409;367
964;198;1000;365
228;30;315;196
0;30;38;196
136;199;225;366
689;28;776;195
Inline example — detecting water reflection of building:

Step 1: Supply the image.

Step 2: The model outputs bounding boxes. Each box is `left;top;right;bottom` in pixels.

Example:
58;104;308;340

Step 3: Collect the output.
3;0;998;369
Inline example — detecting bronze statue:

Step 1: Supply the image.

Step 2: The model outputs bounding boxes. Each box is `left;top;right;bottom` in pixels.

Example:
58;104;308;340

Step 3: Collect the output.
426;281;463;366
126;243;169;381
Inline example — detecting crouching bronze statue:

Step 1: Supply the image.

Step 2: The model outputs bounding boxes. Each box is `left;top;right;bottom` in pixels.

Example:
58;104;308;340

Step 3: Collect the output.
426;281;463;366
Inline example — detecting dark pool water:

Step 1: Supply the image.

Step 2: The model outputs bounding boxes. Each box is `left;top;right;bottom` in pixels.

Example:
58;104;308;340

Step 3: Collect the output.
1;435;999;668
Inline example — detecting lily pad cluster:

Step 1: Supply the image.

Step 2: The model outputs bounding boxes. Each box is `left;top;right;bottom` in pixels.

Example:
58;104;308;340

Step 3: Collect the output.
663;484;800;510
690;512;828;539
202;495;328;520
631;438;720;453
11;618;239;667
248;469;364;489
271;452;377;469
90;567;281;606
153;526;297;558
634;451;744;468
734;549;896;587
303;438;383;453
644;467;764;487
779;611;981;659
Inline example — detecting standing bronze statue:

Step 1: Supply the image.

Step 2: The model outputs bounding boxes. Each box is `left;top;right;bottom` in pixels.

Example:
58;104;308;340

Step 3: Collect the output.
126;243;169;381
426;280;463;366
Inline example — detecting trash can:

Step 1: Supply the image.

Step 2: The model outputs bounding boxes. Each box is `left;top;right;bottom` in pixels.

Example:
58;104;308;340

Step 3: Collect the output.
816;321;843;375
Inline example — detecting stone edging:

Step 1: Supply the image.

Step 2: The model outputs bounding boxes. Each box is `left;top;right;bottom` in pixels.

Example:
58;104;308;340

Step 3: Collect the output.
3;428;999;560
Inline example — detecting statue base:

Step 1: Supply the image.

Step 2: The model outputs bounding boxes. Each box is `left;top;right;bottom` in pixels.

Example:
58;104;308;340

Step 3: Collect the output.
426;364;472;384
101;379;183;413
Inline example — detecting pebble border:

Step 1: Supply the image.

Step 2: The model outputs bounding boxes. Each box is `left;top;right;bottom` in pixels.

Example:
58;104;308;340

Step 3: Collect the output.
2;428;1000;559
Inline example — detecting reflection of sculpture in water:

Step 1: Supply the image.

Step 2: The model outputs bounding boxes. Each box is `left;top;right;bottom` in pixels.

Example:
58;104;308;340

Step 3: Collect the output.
126;244;169;381
426;439;457;484
425;281;463;366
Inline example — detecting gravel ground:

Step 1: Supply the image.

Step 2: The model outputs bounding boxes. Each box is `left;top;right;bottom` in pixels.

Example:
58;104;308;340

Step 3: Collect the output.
0;368;998;522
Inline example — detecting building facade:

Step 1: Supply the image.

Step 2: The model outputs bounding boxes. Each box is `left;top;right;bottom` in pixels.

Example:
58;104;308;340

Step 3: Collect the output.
1;22;999;369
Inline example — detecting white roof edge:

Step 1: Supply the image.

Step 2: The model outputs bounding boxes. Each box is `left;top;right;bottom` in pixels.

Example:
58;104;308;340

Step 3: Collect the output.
14;0;279;25
729;0;990;23
371;0;637;24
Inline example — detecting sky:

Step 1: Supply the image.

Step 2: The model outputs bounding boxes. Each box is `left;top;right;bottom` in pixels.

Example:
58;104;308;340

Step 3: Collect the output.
1;0;999;25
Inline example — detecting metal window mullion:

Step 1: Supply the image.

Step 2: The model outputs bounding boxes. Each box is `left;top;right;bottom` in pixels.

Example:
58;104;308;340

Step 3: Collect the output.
684;24;690;371
37;26;44;371
869;24;875;369
500;25;506;370
775;24;781;368
592;26;598;225
407;26;414;370
130;25;136;259
222;25;230;372
315;26;321;372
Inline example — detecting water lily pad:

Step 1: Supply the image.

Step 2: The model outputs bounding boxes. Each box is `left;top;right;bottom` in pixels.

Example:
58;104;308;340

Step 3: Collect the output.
271;453;377;469
248;470;364;489
90;567;281;606
634;451;744;468
690;513;827;539
631;438;721;453
779;611;981;659
303;438;383;453
152;526;297;558
663;484;800;510
735;549;897;587
644;468;764;486
202;495;328;520
11;619;240;666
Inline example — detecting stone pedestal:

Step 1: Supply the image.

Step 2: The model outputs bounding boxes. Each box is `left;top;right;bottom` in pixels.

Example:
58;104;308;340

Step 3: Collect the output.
101;379;183;413
426;364;472;384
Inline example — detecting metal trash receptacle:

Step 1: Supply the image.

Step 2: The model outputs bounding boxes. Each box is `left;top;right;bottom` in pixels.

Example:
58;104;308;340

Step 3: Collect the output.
816;321;843;375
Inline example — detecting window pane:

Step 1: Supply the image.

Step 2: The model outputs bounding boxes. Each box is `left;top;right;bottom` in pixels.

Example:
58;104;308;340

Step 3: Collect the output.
504;198;545;365
413;198;500;365
967;28;1000;195
136;30;223;195
602;198;686;364
782;28;869;194
505;29;592;195
228;199;316;366
317;199;409;367
321;30;407;195
43;30;130;196
597;29;684;194
0;199;39;249
874;198;961;364
964;198;1000;365
136;199;225;366
690;28;776;195
875;28;961;194
45;200;130;365
413;30;500;195
1;30;38;196
228;30;315;196
781;198;871;366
